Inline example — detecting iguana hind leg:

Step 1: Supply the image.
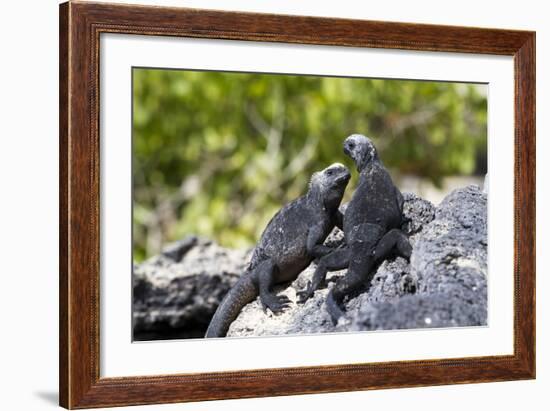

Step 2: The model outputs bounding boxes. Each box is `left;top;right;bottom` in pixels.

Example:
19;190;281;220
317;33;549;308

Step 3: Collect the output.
326;223;382;324
257;259;291;314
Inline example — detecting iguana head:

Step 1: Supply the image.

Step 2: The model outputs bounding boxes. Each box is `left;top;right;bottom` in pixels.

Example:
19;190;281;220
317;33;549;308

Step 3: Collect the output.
343;134;379;172
310;163;351;210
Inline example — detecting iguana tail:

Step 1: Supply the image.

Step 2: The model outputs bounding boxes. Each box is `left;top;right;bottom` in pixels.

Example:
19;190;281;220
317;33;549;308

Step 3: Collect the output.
205;275;258;338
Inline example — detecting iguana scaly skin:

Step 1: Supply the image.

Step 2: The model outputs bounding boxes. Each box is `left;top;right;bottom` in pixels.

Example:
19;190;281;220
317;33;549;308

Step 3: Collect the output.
205;163;351;338
298;134;412;324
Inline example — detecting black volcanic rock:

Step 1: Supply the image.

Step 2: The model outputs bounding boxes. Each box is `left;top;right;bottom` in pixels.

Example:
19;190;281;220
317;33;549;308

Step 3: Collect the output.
133;186;487;339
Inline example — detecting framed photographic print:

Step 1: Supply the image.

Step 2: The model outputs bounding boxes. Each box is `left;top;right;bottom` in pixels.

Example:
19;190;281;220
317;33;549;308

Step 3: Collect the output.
59;1;535;408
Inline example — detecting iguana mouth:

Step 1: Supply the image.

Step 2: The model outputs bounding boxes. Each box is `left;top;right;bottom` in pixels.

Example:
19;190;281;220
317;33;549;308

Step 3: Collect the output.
337;173;350;183
344;146;355;160
333;173;351;186
343;145;352;157
343;146;358;167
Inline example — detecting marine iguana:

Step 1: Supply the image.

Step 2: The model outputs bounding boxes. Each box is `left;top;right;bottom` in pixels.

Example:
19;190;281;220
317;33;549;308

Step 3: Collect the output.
205;163;351;338
298;134;411;323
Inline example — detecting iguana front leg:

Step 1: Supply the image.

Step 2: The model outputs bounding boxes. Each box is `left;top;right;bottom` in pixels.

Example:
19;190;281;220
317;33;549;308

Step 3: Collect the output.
298;247;351;303
305;223;334;258
335;209;344;230
296;224;344;303
257;259;291;314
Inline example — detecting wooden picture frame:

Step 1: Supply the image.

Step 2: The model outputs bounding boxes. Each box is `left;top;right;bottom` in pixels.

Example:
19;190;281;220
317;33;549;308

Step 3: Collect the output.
59;1;535;408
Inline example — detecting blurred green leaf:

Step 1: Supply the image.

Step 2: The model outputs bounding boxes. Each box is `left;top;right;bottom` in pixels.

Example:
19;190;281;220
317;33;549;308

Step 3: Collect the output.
133;68;487;261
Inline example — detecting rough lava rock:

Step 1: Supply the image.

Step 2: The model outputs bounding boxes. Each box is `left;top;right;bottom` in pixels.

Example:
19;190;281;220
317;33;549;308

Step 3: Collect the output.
349;185;487;331
133;185;487;339
133;237;251;340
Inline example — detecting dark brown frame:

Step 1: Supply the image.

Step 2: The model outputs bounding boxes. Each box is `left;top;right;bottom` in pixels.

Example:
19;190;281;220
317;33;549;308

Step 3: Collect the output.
59;1;536;409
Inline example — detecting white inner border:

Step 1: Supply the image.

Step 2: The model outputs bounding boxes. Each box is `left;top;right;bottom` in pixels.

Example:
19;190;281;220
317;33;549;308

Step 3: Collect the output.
100;33;514;378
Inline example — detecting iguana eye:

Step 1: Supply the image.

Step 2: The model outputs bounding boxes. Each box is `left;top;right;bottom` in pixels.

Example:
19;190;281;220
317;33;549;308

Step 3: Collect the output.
326;169;333;176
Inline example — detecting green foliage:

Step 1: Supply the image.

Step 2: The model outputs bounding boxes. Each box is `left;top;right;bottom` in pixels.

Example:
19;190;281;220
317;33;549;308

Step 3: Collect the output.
133;68;487;261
